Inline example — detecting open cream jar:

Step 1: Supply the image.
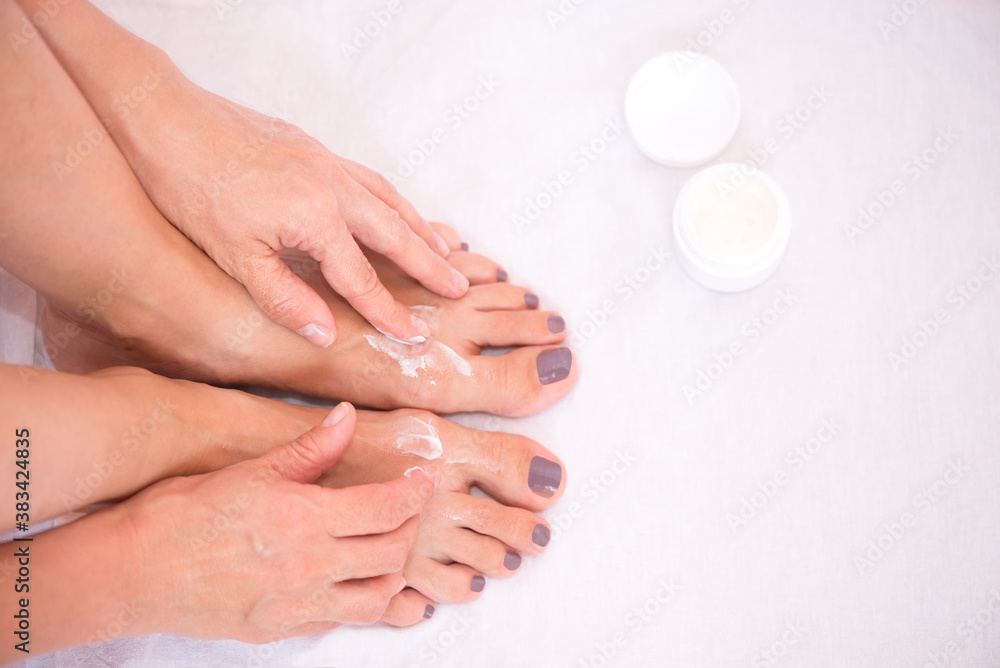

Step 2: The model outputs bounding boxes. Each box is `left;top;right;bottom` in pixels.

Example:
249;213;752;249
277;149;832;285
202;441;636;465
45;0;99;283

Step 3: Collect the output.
673;163;791;292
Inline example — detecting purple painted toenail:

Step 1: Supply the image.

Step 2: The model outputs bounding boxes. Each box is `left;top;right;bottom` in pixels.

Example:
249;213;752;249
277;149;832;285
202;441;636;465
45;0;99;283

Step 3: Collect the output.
503;552;522;571
532;524;551;547
528;456;562;497
461;242;469;251
497;268;508;282
524;293;540;309
424;604;435;619
547;315;565;333
471;575;486;592
536;348;572;385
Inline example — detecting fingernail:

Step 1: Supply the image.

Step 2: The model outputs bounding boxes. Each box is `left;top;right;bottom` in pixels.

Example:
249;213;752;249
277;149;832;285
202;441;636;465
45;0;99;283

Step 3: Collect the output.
298;323;335;347
432;232;451;257
536;348;572;385
471;575;486;592
404;465;441;488
450;267;470;294
423;604;435;619
497;268;508;282
547;315;565;333
523;293;539;309
503;552;522;571
321;402;350;427
528;456;562;498
411;314;432;340
532;524;551;547
460;242;469;252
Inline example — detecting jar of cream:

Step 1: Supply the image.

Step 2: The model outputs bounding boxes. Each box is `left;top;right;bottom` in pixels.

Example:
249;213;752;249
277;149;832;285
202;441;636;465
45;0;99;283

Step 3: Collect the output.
673;163;791;292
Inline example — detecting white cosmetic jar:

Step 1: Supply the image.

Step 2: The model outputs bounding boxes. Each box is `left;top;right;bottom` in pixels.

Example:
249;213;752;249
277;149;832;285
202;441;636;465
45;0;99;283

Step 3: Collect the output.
673;163;791;292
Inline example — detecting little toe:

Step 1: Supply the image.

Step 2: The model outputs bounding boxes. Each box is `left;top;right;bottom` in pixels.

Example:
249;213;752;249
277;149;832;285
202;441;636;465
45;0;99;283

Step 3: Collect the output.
442;494;552;557
448;252;505;285
405;555;486;604
380;588;436;627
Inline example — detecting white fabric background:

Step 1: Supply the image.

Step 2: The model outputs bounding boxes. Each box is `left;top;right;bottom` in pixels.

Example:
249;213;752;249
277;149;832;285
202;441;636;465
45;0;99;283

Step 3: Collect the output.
3;0;999;666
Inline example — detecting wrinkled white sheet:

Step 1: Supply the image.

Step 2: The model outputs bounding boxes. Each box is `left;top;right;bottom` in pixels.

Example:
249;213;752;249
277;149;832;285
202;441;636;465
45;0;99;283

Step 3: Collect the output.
4;0;999;666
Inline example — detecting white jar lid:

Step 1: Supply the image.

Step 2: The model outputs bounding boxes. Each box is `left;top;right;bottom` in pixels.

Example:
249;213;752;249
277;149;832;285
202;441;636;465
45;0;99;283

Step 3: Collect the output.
673;163;791;293
625;52;741;168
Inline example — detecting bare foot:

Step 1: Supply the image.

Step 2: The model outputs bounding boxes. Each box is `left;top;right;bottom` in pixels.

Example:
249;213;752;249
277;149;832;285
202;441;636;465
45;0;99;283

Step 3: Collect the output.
42;224;577;417
314;408;565;625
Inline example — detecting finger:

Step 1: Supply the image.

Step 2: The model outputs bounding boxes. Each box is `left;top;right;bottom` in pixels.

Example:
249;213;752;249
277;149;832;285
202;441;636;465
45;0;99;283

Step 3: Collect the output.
338;180;469;298
380;588;435;627
255;403;354;484
336;157;451;258
317;225;432;343
330;515;420;580
325;573;405;624
430;222;463;252
322;466;437;537
238;248;337;347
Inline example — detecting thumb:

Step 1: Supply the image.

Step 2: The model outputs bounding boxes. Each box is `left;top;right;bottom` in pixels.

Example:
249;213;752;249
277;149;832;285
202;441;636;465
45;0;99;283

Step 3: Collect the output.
256;402;355;484
239;250;338;348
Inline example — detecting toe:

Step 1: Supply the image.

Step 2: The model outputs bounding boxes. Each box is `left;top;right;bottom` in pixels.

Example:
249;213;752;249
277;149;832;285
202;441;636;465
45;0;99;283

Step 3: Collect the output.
460;346;577;417
430;222;463;252
448;252;505;285
439;422;566;510
442;494;552;557
463;283;541;312
431;525;522;579
380;588;436;627
405;555;486;604
468;310;566;347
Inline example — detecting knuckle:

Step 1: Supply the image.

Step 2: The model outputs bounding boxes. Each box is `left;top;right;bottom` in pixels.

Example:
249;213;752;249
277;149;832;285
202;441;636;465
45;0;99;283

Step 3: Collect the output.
342;264;383;303
379;215;411;255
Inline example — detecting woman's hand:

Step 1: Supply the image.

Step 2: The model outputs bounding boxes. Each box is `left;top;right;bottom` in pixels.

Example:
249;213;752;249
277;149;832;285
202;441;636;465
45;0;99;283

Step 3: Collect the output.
133;84;469;347
118;402;436;642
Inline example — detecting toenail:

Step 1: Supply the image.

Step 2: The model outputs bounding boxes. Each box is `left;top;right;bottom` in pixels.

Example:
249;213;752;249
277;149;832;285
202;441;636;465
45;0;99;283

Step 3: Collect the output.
528;456;562;497
547;315;565;333
536;348;572;385
503;552;522;571
497;268;508;282
423;604;435;619
461;242;469;251
471;575;486;592
532;524;551;547
524;293;539;309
